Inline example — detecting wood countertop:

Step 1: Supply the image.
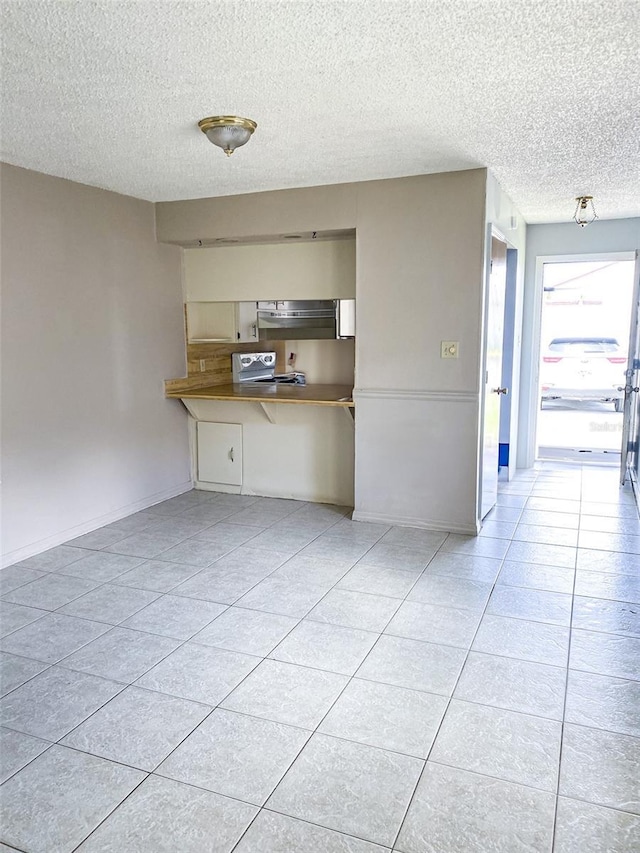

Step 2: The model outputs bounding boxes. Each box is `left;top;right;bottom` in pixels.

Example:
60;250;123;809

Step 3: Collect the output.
166;383;354;407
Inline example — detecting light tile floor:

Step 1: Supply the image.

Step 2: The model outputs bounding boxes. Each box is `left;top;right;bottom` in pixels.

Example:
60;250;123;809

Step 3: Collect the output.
1;464;639;851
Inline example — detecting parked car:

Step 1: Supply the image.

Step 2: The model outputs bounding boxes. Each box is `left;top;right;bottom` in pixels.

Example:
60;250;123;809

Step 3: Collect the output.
540;336;627;411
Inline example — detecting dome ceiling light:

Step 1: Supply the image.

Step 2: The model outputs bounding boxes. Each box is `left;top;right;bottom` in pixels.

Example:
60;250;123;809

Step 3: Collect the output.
198;115;257;157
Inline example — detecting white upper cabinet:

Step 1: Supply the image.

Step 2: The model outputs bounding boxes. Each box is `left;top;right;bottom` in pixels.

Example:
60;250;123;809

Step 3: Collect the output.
235;301;259;342
184;239;356;302
185;301;236;342
185;301;259;343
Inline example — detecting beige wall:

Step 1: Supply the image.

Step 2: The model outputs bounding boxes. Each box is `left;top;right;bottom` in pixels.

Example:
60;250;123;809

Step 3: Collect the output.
354;171;487;530
183;239;356;301
355;171;487;392
1;164;191;565
157;182;358;244
287;340;355;384
157;169;491;531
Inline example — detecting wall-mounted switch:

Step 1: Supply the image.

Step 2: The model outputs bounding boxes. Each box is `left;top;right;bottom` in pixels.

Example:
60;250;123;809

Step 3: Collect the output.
441;341;459;359
199;359;207;372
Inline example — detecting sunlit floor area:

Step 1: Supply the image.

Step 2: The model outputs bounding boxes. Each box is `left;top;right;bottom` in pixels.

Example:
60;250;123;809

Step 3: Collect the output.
538;401;624;455
0;464;639;852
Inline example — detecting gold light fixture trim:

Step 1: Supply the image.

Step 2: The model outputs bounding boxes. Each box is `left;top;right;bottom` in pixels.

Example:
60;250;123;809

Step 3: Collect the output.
198;115;257;157
573;195;598;228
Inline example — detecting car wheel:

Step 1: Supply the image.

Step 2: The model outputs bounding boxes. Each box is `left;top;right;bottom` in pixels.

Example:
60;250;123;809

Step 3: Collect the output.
614;398;623;413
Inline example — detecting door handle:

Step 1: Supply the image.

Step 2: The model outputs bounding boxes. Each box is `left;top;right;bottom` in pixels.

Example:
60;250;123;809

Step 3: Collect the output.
617;386;640;393
229;447;234;462
493;387;509;395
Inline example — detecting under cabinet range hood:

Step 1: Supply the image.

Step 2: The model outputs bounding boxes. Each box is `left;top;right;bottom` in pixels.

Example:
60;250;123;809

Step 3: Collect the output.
256;300;355;340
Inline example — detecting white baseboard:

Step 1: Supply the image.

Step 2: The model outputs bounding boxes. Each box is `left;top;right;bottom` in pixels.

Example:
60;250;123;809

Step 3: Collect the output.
194;482;352;506
194;481;242;495
2;479;194;568
352;509;479;535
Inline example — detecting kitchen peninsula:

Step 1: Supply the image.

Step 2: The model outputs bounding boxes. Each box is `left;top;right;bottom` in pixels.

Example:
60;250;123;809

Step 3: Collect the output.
165;373;355;506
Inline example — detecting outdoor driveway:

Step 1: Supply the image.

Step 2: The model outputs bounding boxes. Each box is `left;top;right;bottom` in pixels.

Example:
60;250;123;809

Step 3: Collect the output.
538;400;623;452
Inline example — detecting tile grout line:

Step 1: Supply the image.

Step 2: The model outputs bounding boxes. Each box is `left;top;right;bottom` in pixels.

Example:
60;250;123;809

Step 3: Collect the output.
549;465;582;853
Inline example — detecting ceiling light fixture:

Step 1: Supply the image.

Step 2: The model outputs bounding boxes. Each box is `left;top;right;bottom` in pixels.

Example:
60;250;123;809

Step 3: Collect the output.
573;195;598;227
198;115;257;157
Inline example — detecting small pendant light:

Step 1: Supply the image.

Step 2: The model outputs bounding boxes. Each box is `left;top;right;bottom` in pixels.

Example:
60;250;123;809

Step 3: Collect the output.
573;196;598;227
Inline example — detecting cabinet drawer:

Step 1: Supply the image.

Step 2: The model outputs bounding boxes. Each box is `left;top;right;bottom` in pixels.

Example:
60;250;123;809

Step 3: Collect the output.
197;422;243;486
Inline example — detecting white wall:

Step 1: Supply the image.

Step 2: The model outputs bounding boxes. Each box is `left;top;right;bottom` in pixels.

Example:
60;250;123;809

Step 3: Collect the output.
518;218;640;467
1;164;191;566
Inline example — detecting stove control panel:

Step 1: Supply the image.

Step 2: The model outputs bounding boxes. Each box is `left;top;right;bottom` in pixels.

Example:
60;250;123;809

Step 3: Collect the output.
232;351;277;383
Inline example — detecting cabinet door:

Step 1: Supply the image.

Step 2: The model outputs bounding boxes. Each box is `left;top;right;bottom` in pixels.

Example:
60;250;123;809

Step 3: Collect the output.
197;422;243;485
235;302;259;342
186;302;236;342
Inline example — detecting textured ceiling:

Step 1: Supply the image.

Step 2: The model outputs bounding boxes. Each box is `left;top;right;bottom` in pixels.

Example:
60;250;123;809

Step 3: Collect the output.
1;1;639;222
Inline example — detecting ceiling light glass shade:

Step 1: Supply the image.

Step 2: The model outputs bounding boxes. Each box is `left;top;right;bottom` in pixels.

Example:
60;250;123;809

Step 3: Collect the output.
573;195;597;227
198;116;257;157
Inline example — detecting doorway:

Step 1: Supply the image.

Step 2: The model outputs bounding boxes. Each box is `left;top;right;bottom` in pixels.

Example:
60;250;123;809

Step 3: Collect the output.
534;257;636;462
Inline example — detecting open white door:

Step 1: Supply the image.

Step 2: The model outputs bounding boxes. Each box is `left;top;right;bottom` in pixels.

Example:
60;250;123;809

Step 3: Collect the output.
620;252;640;485
481;234;508;518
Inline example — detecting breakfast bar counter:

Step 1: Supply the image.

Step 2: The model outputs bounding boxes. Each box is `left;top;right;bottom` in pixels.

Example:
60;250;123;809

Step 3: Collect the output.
166;383;354;407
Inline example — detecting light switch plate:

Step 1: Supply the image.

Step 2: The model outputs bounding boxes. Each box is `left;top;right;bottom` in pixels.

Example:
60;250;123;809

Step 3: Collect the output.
441;341;459;359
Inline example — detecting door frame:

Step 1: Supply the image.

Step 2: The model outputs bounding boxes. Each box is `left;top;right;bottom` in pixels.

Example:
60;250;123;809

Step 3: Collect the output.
501;246;520;480
477;225;513;523
521;250;638;467
621;252;640;487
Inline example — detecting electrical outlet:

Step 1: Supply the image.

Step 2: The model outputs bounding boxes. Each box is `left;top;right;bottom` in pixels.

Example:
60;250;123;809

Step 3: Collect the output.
199;359;206;372
441;341;459;359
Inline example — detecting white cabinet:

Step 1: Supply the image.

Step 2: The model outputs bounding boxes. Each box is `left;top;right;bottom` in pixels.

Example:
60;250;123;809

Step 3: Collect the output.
186;302;235;342
235;302;259;342
185;301;258;343
197;422;243;486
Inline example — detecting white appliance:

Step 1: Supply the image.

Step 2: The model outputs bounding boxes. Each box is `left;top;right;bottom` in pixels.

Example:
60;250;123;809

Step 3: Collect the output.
256;299;355;340
231;351;306;385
